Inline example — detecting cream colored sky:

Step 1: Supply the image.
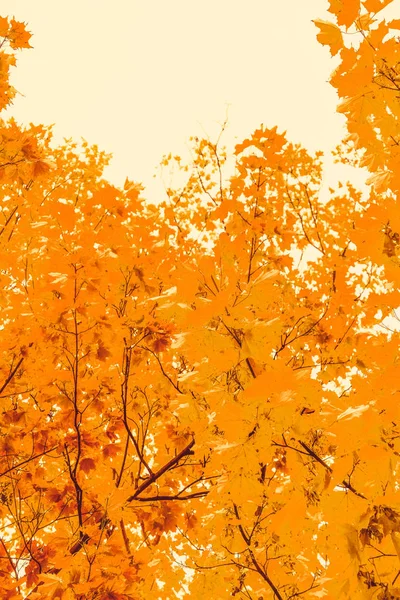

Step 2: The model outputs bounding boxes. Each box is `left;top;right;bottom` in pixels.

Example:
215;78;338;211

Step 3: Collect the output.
1;0;371;202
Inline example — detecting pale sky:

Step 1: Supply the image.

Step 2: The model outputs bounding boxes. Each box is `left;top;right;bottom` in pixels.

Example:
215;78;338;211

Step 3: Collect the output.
1;0;371;202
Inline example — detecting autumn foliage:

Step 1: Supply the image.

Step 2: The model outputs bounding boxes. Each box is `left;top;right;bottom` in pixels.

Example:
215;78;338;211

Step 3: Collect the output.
0;2;400;598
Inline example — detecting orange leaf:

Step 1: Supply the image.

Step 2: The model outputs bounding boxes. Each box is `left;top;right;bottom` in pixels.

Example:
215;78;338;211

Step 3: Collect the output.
362;0;393;13
8;19;32;49
80;458;96;473
388;18;400;29
328;0;361;28
313;19;344;56
0;16;9;37
102;444;121;459
97;344;111;361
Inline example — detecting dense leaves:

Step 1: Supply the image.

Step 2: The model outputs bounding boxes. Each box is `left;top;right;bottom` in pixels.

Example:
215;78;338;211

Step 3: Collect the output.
0;2;399;598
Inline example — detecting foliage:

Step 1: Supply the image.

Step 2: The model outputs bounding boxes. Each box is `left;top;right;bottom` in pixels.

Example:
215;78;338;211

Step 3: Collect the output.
0;2;399;598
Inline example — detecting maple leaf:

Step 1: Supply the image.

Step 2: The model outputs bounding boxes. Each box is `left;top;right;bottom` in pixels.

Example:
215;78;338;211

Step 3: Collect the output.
362;0;393;13
97;344;111;361
328;0;360;28
8;19;32;49
152;336;170;353
80;457;96;473
102;444;121;459
33;158;52;177
313;19;344;56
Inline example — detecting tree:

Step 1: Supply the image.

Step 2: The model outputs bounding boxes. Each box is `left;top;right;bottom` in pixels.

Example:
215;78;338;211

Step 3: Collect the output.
0;2;399;598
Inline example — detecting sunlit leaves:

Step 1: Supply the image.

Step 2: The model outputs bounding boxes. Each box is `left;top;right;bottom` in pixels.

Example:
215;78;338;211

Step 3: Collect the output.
0;0;399;597
318;0;400;195
0;17;31;111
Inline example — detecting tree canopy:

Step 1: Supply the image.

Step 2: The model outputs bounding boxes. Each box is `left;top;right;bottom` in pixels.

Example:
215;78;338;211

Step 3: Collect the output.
0;2;400;598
